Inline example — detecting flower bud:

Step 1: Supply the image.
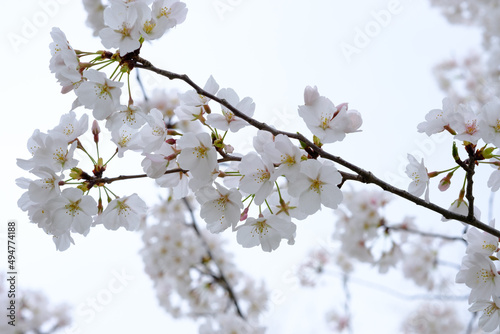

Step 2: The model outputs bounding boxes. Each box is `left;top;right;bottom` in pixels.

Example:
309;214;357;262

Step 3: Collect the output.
70;168;84;180
92;120;100;143
452;142;460;162
480;146;496;160
304;86;320;106
240;207;249;221
166;138;177;145
438;172;453;191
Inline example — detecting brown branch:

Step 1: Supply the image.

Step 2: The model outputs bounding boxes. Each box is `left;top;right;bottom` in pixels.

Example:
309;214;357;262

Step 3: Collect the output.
182;198;246;320
133;56;500;238
386;224;465;242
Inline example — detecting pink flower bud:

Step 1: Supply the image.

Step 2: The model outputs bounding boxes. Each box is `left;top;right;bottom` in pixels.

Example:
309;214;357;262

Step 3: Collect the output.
240;207;249;221
92;120;100;143
304;86;320;106
438;172;453;191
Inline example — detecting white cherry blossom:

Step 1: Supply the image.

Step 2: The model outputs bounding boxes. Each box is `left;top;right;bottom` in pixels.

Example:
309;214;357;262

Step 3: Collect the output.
469;297;500;332
95;193;147;231
238;152;278;205
177;132;218;179
298;86;361;143
196;183;243;233
288;159;343;215
405;154;430;202
464;227;499;256
236;212;296;252
480;98;500;147
47;188;97;237
48;111;88;142
176;76;219;121
207;88;255;132
49;27;82;93
75;69;123;120
417;97;455;135
140;108;169;152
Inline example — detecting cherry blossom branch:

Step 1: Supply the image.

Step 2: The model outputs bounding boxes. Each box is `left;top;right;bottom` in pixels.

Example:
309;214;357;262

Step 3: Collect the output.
326;268;468;301
465;151;476;219
182;198;246;320
385;224;466;242
132;56;500;238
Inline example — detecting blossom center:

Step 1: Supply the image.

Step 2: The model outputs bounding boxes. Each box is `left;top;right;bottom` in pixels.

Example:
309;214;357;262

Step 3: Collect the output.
194;145;209;158
65;199;81;217
143;20;156;34
309;178;324;194
159;7;172;18
465;120;478;135
252;219;269;236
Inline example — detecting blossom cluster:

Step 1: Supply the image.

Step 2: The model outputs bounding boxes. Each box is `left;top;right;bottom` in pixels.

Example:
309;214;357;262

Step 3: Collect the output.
456;226;500;332
0;273;72;333
405;97;500;218
16;107;147;250
84;0;187;56
141;196;267;332
19;10;364;253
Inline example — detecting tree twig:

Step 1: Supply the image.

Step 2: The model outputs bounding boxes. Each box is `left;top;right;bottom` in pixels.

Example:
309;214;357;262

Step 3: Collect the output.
133;56;500;238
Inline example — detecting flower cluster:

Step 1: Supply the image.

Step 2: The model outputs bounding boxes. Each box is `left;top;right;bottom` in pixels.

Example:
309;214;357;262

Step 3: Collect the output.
405;97;500;221
27;24;361;252
16;108;147;250
456;226;500;332
0;272;72;333
400;302;464;334
85;0;187;56
141;196;267;332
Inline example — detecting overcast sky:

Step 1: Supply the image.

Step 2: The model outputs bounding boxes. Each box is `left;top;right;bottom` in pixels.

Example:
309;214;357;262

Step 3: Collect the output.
0;0;489;333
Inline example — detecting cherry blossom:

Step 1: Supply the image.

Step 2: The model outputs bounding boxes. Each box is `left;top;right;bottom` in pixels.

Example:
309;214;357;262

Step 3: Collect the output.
207;88;255;132
298;86;361;143
464;227;499;256
17;135;78;173
262;134;302;180
106;104;147;132
405;154;430;202
236;212;296;252
488;161;500;191
456;253;500;303
469;297;500;332
288;159;343;215
480;98;500;147
75;69;123;120
196;183;243;233
139;108;170;152
238;152;278;205
176;76;219;121
111;125;142;157
417;97;455;135
450;103;481;143
98;0;148;55
47;188;97;238
48;111;89;142
176;132;218;180
95;193;147;230
26;167;63;204
49;27;82;93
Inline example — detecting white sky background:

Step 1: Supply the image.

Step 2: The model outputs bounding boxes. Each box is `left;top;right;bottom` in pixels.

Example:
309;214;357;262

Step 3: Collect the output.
0;0;494;333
